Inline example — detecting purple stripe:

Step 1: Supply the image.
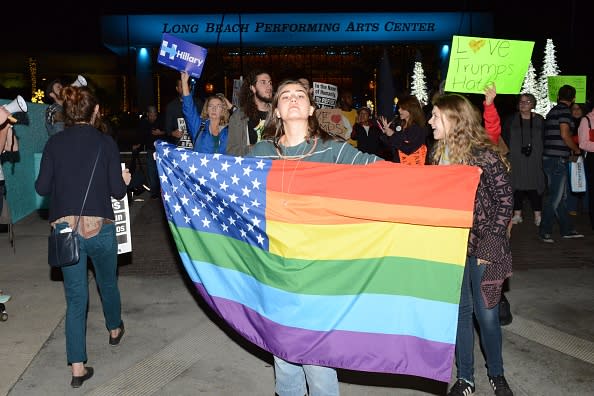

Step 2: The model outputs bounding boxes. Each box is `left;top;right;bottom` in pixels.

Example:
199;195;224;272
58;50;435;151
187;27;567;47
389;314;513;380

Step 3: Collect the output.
195;283;454;382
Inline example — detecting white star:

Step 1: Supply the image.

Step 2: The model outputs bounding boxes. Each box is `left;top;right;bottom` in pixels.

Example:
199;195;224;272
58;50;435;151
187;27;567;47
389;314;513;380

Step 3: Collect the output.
201;217;211;228
234;157;244;165
242;166;253;177
163;147;170;156
172;159;179;168
221;223;229;232
200;156;210;167
184;215;191;224
256;159;266;170
180;152;189;162
228;216;236;225
247;223;254;232
210;210;217;219
188;164;198;175
209;168;219;180
192;206;200;216
164;192;171;202
220;161;231;172
213;153;222;160
173;203;182;213
230;174;240;185
160;174;168;183
256;234;265;245
241;203;250;214
229;193;238;203
251;178;261;190
181;195;189;206
250;199;261;208
222;199;229;207
197;176;207;185
239;228;247;238
217;205;225;214
219;180;229;191
172;184;178;193
251;216;261;227
241;186;251;197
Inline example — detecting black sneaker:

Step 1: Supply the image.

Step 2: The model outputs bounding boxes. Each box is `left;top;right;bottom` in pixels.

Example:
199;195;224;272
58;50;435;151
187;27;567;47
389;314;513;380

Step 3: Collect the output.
489;375;513;396
448;379;475;396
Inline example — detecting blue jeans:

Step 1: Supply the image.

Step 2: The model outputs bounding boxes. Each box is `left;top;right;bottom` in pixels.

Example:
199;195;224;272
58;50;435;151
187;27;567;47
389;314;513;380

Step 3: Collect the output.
540;157;574;237
59;222;122;364
145;150;160;195
454;256;503;383
274;356;339;396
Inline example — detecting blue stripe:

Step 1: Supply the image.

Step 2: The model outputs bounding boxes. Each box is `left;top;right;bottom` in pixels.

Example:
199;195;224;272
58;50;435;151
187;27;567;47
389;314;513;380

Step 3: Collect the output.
180;253;458;344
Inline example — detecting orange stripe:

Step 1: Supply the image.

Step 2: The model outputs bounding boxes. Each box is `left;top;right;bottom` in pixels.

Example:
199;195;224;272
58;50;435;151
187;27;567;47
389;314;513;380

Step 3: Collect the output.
268;160;480;213
266;191;474;227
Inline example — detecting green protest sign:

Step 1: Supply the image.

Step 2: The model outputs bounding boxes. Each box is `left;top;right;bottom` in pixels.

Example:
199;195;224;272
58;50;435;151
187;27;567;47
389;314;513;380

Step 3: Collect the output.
547;76;587;103
445;35;534;94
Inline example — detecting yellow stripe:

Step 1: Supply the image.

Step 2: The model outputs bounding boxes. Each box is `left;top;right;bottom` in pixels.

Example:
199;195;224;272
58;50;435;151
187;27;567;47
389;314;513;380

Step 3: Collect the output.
268;221;469;266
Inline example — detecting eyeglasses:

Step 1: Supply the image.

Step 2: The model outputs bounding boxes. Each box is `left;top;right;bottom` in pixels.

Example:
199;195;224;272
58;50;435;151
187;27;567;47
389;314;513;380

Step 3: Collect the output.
208;104;223;109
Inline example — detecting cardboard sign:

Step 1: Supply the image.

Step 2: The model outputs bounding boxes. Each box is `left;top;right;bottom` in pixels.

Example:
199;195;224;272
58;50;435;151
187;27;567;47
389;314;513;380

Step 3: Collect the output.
313;82;338;109
316;108;350;139
158;33;208;78
445;35;534;94
113;164;132;254
547;76;587;104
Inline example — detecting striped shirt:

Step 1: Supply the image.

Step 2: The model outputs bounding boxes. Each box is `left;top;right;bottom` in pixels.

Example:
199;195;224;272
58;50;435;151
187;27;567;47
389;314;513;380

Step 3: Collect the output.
249;137;382;165
543;102;573;158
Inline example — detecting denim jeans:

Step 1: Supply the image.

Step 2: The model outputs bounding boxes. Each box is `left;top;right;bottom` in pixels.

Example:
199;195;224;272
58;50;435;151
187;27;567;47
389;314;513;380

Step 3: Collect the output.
454;256;503;383
59;222;122;364
540;157;574;236
274;356;339;396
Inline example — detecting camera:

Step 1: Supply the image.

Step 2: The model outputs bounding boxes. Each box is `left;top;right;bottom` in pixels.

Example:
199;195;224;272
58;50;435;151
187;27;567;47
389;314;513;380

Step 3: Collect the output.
521;144;532;157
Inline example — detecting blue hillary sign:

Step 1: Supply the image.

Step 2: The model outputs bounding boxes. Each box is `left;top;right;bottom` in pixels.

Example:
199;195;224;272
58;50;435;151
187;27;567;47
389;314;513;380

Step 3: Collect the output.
157;33;208;78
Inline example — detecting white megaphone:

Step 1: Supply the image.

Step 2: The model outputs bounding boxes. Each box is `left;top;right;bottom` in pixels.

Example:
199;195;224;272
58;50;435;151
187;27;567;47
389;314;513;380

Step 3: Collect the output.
3;95;28;123
71;75;87;87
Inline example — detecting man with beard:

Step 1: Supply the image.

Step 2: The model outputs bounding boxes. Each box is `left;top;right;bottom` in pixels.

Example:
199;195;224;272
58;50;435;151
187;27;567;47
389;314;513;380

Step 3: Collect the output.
226;69;273;156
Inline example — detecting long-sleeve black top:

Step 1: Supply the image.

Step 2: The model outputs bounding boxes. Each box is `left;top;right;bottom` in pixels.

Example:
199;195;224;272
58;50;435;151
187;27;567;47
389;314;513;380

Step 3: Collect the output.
35;124;127;223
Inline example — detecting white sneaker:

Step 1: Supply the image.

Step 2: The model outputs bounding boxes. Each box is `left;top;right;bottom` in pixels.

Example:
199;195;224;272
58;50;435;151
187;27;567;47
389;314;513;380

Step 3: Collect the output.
511;215;523;225
534;217;541;227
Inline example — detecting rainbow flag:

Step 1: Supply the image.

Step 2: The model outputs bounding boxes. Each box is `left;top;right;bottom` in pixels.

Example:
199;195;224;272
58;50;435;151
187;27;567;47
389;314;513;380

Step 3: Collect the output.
155;141;480;382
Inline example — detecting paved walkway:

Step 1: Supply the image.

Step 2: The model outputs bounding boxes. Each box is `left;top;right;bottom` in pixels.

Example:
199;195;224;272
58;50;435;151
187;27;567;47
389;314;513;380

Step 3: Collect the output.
1;195;593;395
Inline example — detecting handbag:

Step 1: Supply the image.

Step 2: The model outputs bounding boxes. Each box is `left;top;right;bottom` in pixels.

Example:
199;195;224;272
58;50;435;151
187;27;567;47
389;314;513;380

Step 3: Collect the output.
48;149;101;268
570;155;586;193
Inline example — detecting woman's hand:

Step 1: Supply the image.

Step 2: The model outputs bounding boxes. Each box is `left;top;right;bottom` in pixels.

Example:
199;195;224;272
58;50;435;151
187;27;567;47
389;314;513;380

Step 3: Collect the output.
377;116;395;136
484;83;497;106
122;168;132;186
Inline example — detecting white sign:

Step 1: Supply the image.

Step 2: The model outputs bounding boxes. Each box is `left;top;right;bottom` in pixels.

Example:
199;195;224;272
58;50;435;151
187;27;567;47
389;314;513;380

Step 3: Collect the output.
313;82;338;109
177;117;194;149
112;163;132;254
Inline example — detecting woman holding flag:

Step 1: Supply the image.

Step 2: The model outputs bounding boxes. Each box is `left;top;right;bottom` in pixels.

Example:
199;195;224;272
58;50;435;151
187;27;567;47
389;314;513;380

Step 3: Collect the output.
249;79;382;396
428;93;514;396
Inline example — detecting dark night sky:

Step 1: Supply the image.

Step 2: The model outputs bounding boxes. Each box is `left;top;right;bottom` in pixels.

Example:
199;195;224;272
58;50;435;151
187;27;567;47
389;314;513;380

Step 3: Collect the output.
5;1;591;96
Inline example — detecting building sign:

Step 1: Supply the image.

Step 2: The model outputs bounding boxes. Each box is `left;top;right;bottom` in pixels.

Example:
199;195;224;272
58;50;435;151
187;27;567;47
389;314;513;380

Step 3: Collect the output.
102;13;493;54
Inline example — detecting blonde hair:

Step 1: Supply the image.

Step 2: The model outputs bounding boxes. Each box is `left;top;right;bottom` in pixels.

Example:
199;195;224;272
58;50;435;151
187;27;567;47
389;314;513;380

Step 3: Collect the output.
430;94;510;170
200;96;230;126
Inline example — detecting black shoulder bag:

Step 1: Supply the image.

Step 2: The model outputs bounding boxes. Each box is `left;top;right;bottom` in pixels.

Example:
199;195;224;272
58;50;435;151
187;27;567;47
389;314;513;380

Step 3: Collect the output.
48;149;101;268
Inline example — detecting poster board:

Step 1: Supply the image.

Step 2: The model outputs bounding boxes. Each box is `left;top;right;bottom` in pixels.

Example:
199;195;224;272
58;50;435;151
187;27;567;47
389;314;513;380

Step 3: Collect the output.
445;35;534;94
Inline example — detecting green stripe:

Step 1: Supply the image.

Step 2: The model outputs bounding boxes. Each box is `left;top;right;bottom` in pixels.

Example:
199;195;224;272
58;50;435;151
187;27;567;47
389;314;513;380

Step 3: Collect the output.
171;224;464;304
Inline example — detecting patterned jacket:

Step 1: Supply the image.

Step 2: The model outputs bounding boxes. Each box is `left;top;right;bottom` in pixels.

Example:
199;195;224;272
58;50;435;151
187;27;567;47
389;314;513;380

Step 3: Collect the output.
467;148;513;308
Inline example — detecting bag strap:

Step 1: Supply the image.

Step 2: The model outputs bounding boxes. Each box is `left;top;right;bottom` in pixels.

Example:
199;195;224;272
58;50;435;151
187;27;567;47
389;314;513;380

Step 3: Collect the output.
73;147;102;234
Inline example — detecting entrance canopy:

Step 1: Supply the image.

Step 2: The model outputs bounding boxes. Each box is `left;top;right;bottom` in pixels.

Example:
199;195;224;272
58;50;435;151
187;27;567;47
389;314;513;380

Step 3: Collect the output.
101;12;493;55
